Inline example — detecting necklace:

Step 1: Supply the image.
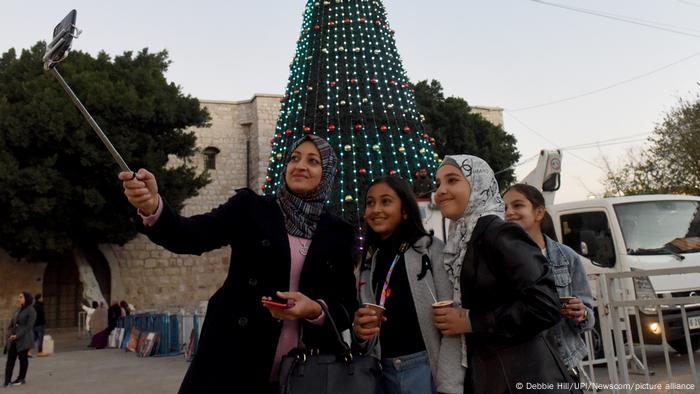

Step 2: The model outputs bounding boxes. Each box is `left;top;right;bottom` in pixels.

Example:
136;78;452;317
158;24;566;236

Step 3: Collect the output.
297;238;310;256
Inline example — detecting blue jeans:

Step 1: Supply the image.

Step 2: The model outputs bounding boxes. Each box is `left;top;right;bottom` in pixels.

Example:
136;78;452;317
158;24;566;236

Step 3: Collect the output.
33;326;45;352
380;351;436;394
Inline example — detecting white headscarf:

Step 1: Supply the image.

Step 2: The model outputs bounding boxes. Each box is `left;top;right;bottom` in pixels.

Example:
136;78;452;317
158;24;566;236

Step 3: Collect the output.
439;154;504;367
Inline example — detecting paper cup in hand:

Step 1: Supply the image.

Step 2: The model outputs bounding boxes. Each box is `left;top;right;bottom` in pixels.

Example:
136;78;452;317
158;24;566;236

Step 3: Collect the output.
361;303;385;328
432;300;454;309
559;296;575;308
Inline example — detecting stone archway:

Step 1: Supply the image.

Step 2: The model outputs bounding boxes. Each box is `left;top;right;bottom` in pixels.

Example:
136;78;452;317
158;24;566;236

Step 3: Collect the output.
43;257;82;328
43;246;112;328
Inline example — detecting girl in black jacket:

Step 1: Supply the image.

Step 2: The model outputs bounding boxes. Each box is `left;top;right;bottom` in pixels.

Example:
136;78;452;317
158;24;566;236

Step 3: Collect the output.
431;154;573;394
119;135;358;393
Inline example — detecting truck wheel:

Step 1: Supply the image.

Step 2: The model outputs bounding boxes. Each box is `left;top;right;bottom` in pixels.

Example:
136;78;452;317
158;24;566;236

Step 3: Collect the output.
669;337;700;354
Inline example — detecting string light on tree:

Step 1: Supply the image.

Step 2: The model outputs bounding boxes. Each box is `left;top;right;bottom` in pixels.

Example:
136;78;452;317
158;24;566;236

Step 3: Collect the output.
263;0;440;225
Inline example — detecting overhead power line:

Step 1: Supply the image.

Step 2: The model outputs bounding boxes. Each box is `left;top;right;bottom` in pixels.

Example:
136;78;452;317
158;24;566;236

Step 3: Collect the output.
676;0;700;8
529;0;700;38
509;50;700;112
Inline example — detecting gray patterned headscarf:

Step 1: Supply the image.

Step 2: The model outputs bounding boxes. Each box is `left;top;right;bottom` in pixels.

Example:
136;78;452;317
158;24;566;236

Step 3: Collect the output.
439;155;504;367
276;135;337;239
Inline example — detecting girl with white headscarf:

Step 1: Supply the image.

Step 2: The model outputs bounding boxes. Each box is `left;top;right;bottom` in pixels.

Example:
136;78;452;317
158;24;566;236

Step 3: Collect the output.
431;155;576;394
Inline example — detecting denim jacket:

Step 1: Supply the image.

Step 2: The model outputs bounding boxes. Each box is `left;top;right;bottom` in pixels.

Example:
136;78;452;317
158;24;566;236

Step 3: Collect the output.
544;236;595;368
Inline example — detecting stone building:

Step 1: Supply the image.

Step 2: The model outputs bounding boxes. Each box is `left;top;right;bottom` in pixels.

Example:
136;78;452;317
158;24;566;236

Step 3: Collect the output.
0;94;503;326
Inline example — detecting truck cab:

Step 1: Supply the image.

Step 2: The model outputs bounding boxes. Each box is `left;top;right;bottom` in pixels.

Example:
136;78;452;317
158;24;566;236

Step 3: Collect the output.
549;195;700;353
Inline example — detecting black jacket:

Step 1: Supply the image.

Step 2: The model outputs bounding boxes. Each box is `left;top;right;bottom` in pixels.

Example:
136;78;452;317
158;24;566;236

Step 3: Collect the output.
142;189;358;393
461;216;573;394
34;302;46;327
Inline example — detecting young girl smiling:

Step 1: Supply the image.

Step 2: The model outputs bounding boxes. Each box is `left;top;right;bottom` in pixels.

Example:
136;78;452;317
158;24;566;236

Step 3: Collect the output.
353;176;463;394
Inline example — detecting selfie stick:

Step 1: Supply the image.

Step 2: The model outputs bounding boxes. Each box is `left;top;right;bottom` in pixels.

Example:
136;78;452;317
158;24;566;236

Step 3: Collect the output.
43;10;134;176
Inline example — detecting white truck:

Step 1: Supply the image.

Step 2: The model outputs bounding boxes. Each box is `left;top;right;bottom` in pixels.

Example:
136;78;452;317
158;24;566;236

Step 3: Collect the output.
420;150;700;353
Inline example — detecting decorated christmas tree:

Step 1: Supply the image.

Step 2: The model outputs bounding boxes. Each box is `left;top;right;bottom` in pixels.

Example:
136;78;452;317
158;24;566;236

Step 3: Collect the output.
263;0;440;224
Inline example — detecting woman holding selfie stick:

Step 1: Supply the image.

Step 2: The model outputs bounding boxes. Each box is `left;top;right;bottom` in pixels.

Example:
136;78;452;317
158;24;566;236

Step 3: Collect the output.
504;183;594;379
431;155;574;394
119;135;358;394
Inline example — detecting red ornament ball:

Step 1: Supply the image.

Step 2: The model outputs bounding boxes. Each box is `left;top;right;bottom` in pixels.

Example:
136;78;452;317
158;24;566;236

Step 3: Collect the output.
276;133;283;139
359;17;367;24
313;24;321;30
303;126;312;133
354;123;363;131
359;168;367;175
266;177;272;183
422;133;429;139
286;129;293;136
328;124;337;132
344;18;352;24
403;83;410;89
261;184;267;191
328;21;335;27
374;20;382;26
430;138;436;144
351;78;358;85
403;126;411;133
389;170;397;176
330;81;337;87
379;125;388;132
389;80;397;86
370;78;379;85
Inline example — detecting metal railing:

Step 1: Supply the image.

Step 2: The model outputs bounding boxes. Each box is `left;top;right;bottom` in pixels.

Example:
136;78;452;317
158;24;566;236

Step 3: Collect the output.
600;267;700;393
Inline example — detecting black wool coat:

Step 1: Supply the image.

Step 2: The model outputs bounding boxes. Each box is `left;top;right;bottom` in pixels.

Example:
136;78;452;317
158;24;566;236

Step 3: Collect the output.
460;216;574;394
142;189;359;393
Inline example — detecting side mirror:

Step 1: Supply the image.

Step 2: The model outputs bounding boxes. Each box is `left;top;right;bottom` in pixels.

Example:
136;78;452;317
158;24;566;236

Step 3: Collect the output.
580;241;589;256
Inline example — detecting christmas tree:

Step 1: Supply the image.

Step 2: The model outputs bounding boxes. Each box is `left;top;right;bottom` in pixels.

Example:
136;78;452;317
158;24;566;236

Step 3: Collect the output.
263;0;440;224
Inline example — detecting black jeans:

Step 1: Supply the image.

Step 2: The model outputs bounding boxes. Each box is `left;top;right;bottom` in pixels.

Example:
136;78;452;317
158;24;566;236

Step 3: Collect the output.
33;325;45;353
4;342;29;384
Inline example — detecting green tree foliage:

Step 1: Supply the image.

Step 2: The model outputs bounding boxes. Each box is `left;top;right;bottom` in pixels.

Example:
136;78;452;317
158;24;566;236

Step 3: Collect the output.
413;80;520;189
605;95;700;196
0;42;210;261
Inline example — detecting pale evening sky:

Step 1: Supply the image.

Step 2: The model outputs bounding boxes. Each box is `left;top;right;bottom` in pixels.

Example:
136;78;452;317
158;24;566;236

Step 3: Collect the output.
2;0;699;203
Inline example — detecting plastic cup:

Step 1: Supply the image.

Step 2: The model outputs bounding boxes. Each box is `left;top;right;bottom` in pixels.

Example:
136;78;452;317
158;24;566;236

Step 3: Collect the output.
361;303;385;328
432;300;454;309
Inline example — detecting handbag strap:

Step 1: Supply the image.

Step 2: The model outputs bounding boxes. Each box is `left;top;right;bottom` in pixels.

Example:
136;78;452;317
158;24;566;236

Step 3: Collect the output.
296;301;353;362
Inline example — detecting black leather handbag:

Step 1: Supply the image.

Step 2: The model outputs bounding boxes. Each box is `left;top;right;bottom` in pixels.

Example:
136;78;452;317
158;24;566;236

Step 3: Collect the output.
278;303;382;394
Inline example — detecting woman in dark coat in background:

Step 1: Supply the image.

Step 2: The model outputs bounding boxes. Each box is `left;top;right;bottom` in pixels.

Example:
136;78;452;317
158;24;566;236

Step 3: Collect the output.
4;292;37;387
119;135;358;393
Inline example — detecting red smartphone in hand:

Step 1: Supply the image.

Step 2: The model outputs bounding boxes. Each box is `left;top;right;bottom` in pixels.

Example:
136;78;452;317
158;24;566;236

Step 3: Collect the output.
262;296;292;309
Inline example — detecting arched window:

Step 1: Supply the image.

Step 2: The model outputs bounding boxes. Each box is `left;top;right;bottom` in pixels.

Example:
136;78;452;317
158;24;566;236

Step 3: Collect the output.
203;147;220;170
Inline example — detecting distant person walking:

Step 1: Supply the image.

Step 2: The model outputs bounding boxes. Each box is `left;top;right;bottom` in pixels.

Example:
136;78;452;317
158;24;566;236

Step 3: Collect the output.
81;301;98;334
4;292;37;387
32;294;47;357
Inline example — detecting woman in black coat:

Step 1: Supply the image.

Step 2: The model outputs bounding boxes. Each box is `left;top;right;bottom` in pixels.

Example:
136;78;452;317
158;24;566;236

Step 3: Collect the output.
119;135;358;393
4;292;36;387
431;155;575;394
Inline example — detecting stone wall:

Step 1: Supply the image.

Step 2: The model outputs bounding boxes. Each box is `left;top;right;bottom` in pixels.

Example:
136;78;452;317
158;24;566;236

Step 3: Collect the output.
470;105;504;127
0;249;45;320
106;95;281;310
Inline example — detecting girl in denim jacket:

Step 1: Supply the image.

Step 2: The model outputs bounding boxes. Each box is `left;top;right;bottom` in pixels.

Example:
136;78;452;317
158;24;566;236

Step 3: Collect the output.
504;184;595;374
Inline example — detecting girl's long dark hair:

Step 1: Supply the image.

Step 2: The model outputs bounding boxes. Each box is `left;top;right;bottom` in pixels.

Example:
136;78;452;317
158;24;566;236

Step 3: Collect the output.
362;176;431;264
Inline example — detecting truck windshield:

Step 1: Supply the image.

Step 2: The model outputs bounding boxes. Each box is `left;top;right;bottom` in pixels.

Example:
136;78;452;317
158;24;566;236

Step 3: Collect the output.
615;201;700;255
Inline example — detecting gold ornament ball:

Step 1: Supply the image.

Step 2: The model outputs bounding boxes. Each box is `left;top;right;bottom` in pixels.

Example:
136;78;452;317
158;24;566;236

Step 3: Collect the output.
372;144;380;152
344;195;353;203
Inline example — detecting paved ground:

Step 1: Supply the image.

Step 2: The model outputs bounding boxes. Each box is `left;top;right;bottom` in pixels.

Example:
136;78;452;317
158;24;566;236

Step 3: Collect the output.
2;328;187;394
